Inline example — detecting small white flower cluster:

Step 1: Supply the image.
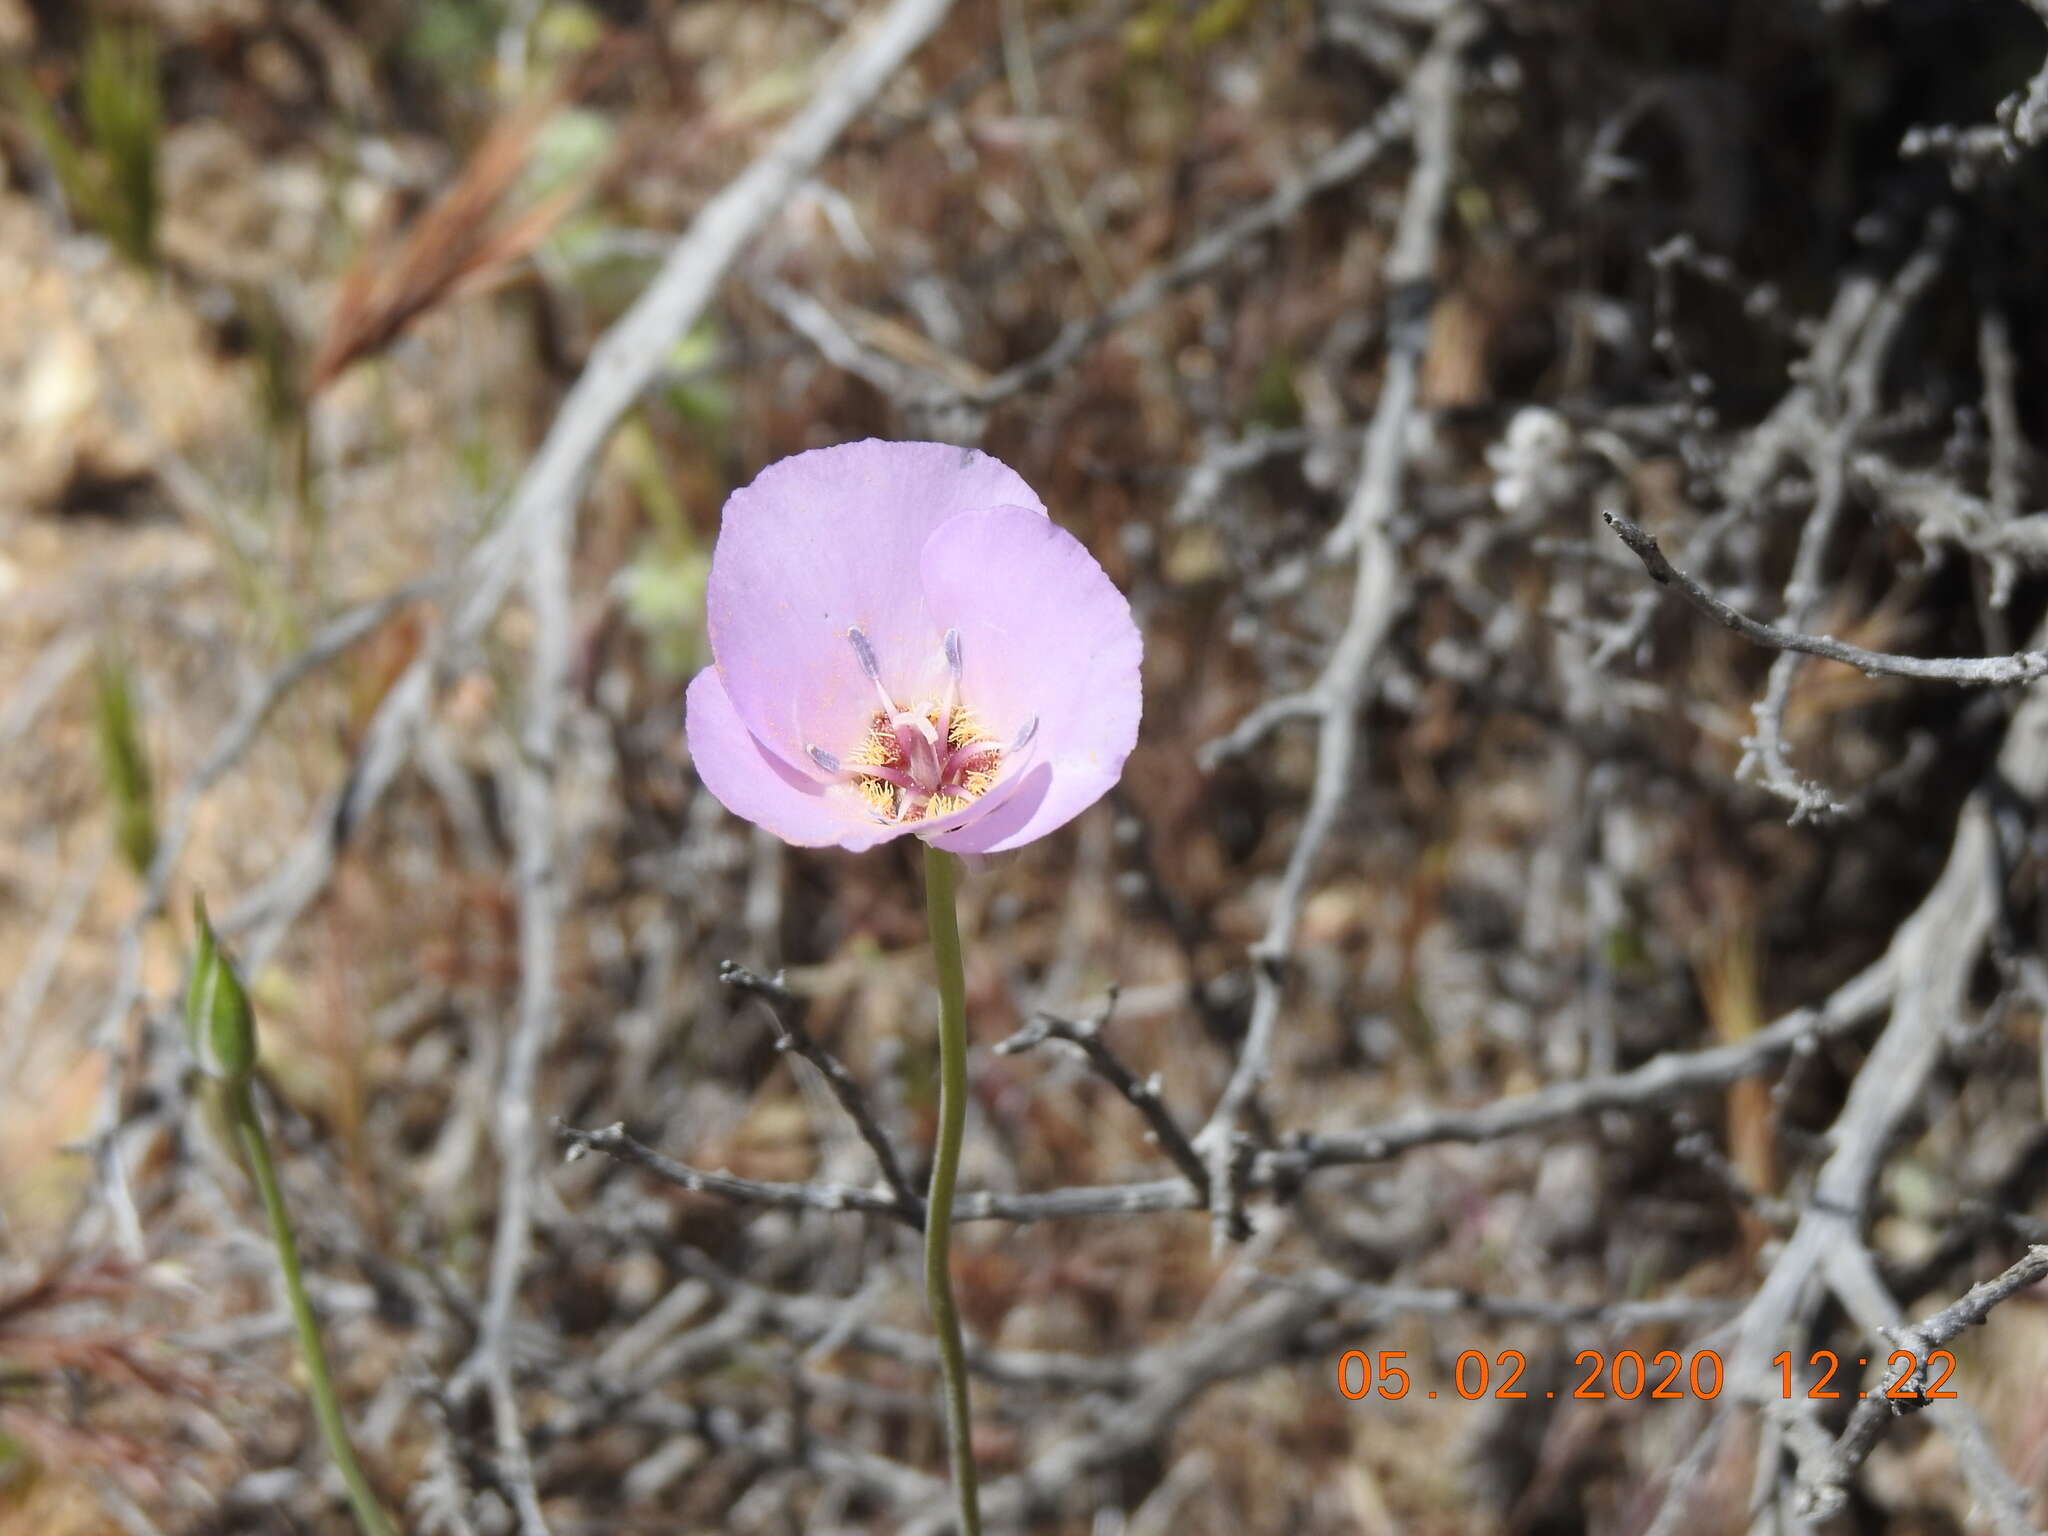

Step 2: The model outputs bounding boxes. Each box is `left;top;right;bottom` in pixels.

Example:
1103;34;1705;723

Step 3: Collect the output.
1486;406;1578;517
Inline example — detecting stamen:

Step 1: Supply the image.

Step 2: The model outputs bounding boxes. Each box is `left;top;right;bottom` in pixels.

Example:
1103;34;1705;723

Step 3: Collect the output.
847;626;883;683
846;708;918;822
849;717;902;770
946;706;986;752
938;704;999;784
846;625;900;715
807;745;841;773
937;628;963;744
854;776;900;820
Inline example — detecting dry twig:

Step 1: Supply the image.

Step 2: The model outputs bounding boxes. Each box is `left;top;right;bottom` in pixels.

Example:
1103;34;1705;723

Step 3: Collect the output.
996;990;1211;1202
1602;511;2048;687
1197;8;1480;1241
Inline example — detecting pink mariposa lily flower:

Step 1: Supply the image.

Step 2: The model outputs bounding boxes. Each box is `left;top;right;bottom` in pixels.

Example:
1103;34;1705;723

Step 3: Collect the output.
685;439;1142;853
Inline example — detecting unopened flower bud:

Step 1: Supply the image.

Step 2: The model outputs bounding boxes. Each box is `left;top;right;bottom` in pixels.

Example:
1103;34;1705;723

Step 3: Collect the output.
185;895;256;1085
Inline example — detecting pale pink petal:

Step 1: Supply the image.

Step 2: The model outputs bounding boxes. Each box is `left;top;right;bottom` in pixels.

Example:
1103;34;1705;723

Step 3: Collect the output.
924;763;1057;853
684;668;894;851
706;440;1046;772
917;507;1142;853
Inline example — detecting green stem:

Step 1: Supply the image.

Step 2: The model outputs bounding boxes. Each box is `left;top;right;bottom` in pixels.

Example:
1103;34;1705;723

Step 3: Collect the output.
920;842;982;1536
228;1081;399;1536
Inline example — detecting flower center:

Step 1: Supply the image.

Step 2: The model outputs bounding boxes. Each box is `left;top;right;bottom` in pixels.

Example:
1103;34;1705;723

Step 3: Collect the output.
807;627;1032;825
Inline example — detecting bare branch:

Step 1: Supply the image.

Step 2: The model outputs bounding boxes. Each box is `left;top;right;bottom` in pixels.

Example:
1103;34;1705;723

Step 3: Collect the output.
902;1287;1331;1534
1900;0;2048;184
667;1253;1137;1392
722;960;922;1216
558;1119;916;1224
1909;1242;2048;1346
1295;1269;1732;1332
1709;223;1953;818
1705;667;2048;1536
1281;954;1892;1175
1803;1246;2048;1523
1602;511;2048;687
561;955;1895;1227
996;991;1211;1201
1196;690;1320;769
1199;7;1481;1184
1170;429;1317;528
965;93;1413;407
473;388;575;1536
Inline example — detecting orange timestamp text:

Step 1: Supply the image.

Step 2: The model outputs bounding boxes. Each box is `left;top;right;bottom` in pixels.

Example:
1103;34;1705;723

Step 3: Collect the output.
1334;1348;1960;1402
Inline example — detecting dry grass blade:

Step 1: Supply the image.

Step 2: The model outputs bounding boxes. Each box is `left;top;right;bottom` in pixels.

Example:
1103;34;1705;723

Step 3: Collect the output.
307;83;604;396
0;1257;222;1504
